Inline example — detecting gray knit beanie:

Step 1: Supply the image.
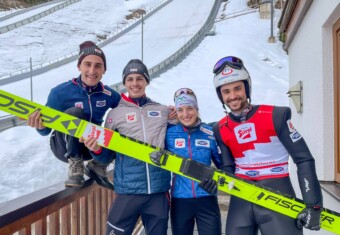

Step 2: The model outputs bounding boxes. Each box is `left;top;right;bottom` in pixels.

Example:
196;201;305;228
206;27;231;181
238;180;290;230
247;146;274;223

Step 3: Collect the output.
122;59;150;84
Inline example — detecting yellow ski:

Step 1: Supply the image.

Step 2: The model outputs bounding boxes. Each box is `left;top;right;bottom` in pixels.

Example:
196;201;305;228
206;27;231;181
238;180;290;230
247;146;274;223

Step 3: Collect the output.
0;89;339;234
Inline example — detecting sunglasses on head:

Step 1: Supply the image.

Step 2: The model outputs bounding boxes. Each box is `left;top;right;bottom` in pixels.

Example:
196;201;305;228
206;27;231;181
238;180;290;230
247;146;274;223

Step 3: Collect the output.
174;88;196;101
213;56;244;75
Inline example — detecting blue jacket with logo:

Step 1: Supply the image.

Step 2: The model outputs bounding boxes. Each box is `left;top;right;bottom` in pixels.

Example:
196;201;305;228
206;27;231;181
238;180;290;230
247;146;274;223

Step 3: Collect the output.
165;122;221;198
37;76;120;136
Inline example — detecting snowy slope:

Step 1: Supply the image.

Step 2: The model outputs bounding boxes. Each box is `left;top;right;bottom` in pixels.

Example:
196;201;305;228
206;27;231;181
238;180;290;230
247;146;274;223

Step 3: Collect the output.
0;0;288;204
0;0;164;77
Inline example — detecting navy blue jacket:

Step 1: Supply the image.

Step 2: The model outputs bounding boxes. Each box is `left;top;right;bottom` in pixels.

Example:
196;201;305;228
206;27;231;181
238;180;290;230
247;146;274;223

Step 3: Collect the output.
37;76;120;136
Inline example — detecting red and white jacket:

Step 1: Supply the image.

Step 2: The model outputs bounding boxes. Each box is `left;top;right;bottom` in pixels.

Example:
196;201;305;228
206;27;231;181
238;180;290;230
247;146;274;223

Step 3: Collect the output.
219;105;289;180
213;104;323;207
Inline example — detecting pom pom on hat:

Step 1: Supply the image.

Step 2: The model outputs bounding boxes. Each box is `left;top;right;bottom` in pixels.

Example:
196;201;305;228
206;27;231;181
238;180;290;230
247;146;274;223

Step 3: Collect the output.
78;41;107;71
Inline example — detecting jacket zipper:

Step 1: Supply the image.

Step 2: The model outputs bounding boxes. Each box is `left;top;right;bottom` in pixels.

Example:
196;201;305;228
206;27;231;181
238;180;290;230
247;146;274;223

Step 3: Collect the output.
140;106;151;194
188;133;196;198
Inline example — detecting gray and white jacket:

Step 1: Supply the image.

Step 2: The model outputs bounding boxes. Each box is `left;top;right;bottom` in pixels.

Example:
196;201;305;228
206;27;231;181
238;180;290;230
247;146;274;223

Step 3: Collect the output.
92;93;171;194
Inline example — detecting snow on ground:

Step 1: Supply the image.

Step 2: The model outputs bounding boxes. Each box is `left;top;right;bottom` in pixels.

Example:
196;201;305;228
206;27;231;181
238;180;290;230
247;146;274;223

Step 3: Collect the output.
0;0;288;204
0;0;163;77
0;1;63;27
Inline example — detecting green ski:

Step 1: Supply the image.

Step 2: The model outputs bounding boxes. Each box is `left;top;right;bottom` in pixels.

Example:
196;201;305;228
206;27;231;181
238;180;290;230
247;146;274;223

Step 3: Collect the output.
0;89;339;234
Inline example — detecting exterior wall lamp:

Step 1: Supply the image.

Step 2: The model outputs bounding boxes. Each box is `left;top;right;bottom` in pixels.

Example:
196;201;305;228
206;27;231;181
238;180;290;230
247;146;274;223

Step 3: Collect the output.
287;80;303;113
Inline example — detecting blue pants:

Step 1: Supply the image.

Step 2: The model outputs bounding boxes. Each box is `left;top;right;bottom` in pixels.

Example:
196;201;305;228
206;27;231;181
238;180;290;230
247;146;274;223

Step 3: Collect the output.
171;196;221;235
106;192;170;235
49;107;92;162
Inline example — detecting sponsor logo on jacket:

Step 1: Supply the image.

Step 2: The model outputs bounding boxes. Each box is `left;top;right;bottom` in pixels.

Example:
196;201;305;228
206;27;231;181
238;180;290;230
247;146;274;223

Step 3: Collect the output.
103;89;112;96
287;119;296;133
200;126;213;135
96;100;106;107
75;102;84;109
126;112;137;122
245;170;260;177
175;138;186;148
195;139;210;148
234;123;257;144
147;110;161;117
289;131;301;142
270;167;284;173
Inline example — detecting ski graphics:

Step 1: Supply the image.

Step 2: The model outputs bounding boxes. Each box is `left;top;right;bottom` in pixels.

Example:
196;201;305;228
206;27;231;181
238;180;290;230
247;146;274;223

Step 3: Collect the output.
0;89;339;234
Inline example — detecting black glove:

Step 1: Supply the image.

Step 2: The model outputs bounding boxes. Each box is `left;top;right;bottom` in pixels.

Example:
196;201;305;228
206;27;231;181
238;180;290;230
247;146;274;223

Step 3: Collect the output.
198;178;217;195
296;206;322;230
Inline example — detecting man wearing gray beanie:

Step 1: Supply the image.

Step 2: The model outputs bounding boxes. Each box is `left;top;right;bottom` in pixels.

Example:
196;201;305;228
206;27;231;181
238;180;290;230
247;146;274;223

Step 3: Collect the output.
84;59;176;235
28;40;120;189
122;59;150;84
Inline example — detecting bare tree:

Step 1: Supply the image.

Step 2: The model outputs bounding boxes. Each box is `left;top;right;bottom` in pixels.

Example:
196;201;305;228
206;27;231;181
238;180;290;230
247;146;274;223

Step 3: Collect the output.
247;0;261;8
0;0;51;10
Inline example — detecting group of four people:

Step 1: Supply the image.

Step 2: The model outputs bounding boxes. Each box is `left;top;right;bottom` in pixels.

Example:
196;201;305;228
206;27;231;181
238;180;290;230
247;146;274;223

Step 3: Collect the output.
28;41;323;235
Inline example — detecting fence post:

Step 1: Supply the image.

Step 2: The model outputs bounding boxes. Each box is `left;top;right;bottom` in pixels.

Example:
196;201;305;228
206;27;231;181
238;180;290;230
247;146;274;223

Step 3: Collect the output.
30;57;33;101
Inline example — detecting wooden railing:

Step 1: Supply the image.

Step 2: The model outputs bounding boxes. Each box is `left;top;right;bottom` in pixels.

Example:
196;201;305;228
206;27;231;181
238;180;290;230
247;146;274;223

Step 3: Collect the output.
0;177;116;235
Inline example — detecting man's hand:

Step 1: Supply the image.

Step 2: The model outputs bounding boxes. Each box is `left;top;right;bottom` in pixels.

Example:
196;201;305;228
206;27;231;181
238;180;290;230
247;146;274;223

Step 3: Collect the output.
296;206;322;230
198;178;217;195
81;136;101;152
27;110;45;130
168;105;177;120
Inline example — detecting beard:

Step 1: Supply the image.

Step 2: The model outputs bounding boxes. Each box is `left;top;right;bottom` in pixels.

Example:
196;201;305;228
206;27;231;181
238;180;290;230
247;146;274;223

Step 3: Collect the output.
225;97;248;114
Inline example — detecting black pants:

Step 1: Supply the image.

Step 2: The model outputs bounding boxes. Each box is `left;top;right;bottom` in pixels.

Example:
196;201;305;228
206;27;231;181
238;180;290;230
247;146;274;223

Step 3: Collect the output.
171;196;221;235
106;192;170;235
226;177;303;235
50;107;92;163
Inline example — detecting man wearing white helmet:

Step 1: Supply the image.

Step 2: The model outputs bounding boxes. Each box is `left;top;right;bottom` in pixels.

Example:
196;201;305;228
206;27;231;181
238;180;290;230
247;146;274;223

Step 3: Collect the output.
208;56;323;234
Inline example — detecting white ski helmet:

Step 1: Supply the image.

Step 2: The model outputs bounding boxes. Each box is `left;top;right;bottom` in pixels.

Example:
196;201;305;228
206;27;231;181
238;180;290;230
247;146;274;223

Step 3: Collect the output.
213;58;252;105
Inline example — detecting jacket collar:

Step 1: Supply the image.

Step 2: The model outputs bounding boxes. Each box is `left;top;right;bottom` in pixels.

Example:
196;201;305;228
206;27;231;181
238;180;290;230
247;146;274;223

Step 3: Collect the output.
181;118;202;132
121;93;151;107
72;75;104;93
